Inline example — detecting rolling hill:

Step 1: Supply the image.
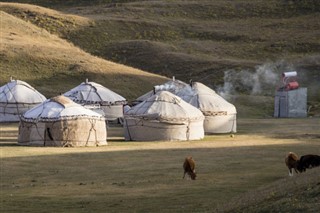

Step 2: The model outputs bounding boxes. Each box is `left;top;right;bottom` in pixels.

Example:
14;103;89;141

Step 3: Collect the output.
218;168;320;212
59;0;320;105
1;1;319;117
0;3;168;100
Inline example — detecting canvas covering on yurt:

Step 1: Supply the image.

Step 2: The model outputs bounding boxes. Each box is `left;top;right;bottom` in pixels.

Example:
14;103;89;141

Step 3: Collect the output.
64;80;127;122
124;91;204;141
18;96;107;147
133;78;189;105
0;79;46;122
177;82;237;134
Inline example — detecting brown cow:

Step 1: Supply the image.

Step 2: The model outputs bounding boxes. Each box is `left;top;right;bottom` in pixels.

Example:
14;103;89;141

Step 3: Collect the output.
183;156;196;180
285;152;299;176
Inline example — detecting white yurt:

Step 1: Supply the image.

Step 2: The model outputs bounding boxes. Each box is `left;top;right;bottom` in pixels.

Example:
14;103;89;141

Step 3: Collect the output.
177;82;237;134
133;78;189;105
64;80;127;122
124;91;204;141
18;96;107;147
0;79;46;122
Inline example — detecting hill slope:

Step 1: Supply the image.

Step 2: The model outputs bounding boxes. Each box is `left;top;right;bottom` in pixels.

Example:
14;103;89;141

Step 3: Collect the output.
62;0;320;102
0;6;167;99
1;1;320;116
1;0;319;116
5;1;318;85
217;168;320;212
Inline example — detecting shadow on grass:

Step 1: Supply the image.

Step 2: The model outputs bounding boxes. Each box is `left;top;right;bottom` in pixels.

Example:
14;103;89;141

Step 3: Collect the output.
0;139;18;146
1;142;319;213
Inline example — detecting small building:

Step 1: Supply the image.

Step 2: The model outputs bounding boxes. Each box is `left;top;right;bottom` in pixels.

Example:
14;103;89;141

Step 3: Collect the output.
177;82;237;134
274;88;307;118
64;80;127;123
124;91;204;141
0;79;46;122
18;96;107;147
274;71;307;118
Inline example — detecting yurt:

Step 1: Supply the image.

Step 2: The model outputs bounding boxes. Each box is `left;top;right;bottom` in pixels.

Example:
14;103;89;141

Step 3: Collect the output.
124;91;204;141
0;79;46;122
177;82;237;134
18;96;107;147
133;78;189;105
64;80;127;122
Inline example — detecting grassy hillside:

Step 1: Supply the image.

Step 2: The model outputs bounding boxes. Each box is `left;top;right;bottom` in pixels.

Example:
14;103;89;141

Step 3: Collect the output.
4;1;319;84
1;1;319;117
62;0;320;103
0;4;168;99
218;168;320;212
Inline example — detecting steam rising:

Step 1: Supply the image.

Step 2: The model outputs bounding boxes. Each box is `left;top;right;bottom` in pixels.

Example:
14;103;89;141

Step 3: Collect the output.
218;61;295;97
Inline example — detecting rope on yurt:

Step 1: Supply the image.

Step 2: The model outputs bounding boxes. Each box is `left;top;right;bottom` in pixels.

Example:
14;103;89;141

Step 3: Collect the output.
0;83;20;118
34;122;45;145
17;121;25;144
2;100;8;116
230;113;237;133
83;83;104;104
86;118;97;146
91;84;104;103
92;119;98;146
45;122;56;146
0;88;8;116
6;82;21;117
124;118;133;141
29;102;47;146
84;85;95;102
63;125;72;147
43;124;47;146
186;121;190;141
33;99;46;122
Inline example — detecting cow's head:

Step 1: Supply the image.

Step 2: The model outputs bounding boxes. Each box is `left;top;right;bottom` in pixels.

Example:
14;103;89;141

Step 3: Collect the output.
296;160;304;173
190;172;197;180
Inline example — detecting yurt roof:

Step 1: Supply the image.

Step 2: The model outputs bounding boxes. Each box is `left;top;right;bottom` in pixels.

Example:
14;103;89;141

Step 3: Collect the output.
135;79;189;103
126;91;204;123
21;96;104;122
64;81;126;105
0;79;46;104
177;82;237;115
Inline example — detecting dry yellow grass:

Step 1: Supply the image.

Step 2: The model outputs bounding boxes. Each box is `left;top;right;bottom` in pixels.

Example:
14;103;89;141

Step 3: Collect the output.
0;2;89;24
0;6;168;99
0;10;166;76
1;118;319;212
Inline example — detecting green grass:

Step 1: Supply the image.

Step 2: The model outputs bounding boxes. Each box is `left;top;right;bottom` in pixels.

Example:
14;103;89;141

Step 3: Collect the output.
1;118;320;212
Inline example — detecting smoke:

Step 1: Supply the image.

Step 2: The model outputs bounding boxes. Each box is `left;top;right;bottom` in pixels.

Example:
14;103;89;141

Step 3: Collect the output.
217;61;296;98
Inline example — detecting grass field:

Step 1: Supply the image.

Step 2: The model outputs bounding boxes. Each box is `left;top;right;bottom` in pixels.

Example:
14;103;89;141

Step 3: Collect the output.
1;118;319;212
0;2;319;211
